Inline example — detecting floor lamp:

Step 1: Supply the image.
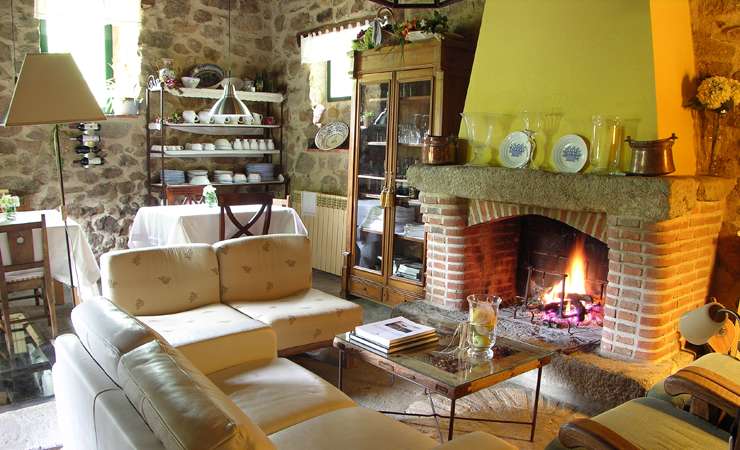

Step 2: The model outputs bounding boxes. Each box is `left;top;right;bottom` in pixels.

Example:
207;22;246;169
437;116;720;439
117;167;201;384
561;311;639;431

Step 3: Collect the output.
3;53;106;304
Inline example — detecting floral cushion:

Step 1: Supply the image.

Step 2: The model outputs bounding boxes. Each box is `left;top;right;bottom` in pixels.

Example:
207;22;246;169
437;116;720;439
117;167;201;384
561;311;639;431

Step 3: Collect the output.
214;234;312;303
100;244;221;315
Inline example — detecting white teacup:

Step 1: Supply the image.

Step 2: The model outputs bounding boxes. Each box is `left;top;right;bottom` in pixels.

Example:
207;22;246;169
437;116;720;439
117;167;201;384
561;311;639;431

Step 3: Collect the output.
214;138;231;148
212;115;229;124
182;110;199;124
251;113;263;124
197;111;213;124
204;143;216;151
190;143;203;151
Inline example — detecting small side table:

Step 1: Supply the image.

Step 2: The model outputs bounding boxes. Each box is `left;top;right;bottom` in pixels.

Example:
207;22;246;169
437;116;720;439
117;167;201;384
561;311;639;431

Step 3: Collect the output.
334;333;553;442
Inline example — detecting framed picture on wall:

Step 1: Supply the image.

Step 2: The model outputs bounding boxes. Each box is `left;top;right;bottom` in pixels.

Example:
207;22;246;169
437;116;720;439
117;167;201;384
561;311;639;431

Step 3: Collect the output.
327;57;352;102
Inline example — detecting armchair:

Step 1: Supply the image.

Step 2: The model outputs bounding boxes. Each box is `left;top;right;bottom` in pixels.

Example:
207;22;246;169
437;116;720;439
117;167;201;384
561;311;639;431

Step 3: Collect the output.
554;353;739;450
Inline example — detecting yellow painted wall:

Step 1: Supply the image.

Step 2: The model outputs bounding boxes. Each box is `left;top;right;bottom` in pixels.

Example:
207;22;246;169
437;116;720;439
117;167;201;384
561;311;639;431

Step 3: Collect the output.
462;0;696;175
649;0;696;175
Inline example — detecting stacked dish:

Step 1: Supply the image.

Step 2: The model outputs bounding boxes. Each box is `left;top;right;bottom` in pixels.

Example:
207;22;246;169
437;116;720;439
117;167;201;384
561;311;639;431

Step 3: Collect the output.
214;170;234;184
162;169;185;185
245;163;275;181
187;169;210;185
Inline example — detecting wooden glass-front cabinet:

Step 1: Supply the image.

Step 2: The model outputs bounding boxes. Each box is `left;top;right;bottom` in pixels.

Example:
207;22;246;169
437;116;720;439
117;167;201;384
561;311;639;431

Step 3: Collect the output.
342;38;474;306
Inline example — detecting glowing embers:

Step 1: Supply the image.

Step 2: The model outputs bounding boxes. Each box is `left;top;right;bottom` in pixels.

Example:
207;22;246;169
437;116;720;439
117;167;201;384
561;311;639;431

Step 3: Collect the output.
514;235;606;332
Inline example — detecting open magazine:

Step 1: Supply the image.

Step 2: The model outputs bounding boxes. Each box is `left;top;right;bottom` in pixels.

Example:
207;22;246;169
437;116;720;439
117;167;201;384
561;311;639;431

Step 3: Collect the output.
354;317;436;348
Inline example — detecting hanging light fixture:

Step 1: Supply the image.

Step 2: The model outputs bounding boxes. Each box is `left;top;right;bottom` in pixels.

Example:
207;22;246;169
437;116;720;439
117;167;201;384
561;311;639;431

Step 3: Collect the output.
368;0;462;8
209;0;250;117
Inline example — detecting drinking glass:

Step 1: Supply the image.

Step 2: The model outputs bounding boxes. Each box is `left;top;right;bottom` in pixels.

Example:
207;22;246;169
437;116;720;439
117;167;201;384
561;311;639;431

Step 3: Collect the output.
607;117;624;175
467;294;502;359
588;115;610;173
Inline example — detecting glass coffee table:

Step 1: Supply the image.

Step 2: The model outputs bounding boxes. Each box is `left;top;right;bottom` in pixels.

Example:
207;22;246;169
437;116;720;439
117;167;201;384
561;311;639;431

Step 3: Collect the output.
333;332;554;442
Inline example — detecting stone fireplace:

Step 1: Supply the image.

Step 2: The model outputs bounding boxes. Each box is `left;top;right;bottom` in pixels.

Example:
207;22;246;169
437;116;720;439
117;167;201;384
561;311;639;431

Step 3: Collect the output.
408;164;736;362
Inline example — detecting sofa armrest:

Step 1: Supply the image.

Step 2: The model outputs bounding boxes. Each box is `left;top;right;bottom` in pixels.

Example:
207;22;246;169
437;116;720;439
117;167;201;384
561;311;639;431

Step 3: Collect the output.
558;418;640;450
664;364;740;416
433;431;518;450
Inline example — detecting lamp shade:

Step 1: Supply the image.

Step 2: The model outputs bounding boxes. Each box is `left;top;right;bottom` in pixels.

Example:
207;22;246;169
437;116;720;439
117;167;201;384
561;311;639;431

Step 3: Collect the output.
4;53;106;126
208;81;250;117
679;303;726;345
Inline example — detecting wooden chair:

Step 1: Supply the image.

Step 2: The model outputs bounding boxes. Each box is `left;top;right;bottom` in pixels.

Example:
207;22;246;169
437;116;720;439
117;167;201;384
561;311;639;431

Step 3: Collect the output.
0;215;57;355
273;195;290;207
218;192;274;241
165;185;205;205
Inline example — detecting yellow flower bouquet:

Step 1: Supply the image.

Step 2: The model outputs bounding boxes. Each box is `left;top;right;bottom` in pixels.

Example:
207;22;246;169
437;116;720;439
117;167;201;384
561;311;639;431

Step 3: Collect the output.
693;75;740;112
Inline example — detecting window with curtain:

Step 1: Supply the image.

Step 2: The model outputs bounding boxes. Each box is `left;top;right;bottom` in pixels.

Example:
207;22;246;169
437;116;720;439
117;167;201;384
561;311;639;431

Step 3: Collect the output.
35;0;141;112
301;22;366;103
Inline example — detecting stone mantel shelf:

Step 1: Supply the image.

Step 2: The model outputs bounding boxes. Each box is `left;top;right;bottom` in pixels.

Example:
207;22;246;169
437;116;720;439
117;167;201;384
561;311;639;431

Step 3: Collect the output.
406;165;736;222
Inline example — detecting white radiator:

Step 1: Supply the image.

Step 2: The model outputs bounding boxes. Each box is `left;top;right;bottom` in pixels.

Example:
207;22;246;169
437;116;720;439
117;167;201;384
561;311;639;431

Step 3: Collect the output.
293;191;347;276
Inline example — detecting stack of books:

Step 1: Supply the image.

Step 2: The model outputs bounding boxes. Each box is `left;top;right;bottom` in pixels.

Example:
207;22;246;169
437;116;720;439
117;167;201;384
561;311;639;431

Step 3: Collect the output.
350;317;438;354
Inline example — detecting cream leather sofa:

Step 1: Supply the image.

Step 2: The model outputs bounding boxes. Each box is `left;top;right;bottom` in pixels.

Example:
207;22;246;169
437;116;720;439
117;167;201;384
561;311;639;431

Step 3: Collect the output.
54;297;516;449
99;234;363;357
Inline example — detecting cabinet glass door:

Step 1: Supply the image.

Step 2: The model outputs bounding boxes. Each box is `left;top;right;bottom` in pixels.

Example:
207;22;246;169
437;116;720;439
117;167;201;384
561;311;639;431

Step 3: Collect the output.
354;80;390;273
390;78;432;283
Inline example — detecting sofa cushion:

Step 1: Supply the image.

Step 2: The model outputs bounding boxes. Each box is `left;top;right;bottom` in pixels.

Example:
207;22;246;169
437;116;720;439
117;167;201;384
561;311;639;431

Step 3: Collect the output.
209;357;355;434
101;244;221;315
71;297;156;382
139;303;276;374
228;288;363;350
214;234;312;302
268;406;437;450
585;397;729;449
118;340;275;450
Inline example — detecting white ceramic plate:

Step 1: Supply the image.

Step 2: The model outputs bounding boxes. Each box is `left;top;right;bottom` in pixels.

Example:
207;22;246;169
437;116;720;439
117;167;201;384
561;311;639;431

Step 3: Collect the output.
315;122;349;150
499;131;533;168
551;134;588;173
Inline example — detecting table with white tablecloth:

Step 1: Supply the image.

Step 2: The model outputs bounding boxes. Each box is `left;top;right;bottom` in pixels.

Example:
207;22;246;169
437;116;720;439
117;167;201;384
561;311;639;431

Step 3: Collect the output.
0;210;101;300
128;204;308;248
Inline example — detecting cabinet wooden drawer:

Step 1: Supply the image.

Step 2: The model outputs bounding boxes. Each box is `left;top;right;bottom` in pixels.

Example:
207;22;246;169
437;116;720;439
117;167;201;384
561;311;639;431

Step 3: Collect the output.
350;276;383;302
385;287;423;306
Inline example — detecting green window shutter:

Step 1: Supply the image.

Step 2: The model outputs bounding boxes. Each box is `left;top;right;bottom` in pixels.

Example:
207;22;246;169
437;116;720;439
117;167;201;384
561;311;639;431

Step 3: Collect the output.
39;19;48;53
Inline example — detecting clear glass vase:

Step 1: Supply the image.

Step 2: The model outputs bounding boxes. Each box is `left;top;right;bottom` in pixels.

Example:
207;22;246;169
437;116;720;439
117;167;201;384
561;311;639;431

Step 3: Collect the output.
460;112;496;165
3;206;16;221
467;294;502;359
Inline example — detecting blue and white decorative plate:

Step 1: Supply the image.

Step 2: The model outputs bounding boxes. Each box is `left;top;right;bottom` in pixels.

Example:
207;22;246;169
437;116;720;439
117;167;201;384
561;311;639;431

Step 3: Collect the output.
499;131;533;168
551;134;588;173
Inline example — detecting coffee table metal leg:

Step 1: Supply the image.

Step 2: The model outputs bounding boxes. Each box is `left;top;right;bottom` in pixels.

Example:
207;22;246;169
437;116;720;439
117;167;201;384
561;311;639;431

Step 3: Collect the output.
530;365;543;442
337;349;343;391
426;391;443;444
448;398;456;441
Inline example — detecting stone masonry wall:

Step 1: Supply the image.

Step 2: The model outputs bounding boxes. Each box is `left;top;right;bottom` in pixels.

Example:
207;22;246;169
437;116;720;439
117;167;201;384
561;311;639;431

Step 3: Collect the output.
0;0;274;255
689;0;740;310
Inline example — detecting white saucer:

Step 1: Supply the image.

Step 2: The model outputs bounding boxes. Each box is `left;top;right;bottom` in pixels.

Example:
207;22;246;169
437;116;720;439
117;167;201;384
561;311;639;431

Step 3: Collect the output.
499;131;533;168
551;134;588;173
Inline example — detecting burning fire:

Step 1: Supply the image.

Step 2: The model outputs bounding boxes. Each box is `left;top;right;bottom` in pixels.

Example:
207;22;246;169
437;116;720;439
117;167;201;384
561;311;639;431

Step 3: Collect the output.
543;236;588;312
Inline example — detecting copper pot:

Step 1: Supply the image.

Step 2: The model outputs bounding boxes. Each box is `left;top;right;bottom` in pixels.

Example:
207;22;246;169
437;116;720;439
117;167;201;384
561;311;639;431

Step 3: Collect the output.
626;133;677;176
421;135;456;165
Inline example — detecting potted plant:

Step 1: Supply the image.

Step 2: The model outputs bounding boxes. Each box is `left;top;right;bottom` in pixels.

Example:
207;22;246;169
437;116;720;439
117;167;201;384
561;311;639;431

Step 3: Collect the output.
0;193;20;221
